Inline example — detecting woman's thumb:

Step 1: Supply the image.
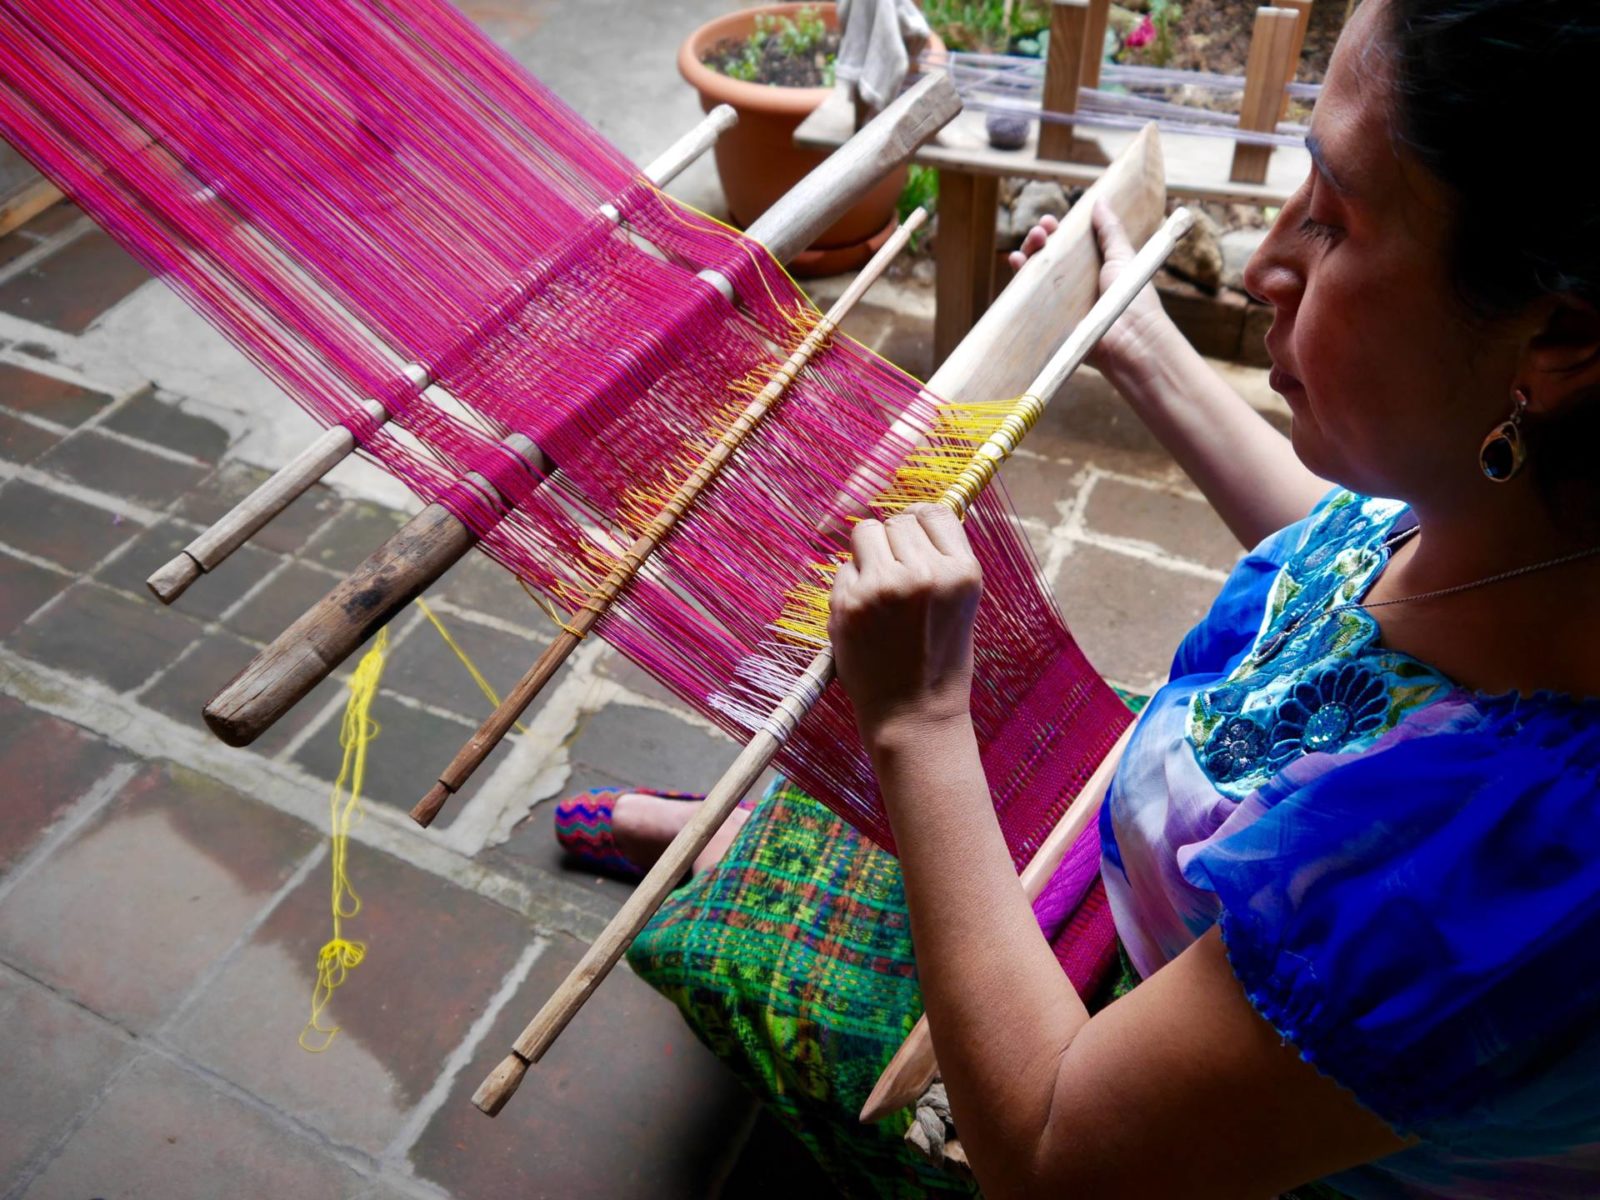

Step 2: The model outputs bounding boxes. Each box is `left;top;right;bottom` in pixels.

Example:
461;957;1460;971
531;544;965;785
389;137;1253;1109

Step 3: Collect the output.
1091;197;1135;263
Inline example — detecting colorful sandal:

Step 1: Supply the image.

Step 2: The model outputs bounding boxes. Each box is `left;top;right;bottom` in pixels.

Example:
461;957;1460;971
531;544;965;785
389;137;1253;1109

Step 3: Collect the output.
552;787;703;881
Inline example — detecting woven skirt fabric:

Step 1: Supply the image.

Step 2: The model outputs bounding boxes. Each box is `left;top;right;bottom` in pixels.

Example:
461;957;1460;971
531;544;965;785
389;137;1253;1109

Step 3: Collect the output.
628;776;980;1198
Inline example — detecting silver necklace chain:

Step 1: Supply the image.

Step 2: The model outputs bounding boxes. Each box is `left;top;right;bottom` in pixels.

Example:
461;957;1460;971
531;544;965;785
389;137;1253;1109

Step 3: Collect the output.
1255;525;1600;663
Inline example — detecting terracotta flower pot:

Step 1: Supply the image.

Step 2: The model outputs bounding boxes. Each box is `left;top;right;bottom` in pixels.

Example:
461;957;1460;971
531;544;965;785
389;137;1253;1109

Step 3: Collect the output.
678;3;937;277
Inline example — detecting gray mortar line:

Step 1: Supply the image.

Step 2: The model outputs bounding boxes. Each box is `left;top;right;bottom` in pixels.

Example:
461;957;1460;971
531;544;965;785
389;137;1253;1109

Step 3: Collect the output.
0;458;170;525
380;936;549;1166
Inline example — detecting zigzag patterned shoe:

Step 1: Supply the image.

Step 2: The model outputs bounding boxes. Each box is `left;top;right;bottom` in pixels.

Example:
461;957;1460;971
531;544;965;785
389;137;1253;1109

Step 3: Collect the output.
552;787;704;881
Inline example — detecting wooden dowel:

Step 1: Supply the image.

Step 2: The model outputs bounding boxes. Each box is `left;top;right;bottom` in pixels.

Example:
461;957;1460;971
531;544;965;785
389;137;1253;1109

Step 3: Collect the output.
411;209;929;828
858;719;1138;1123
148;394;397;604
471;650;833;1116
1230;7;1301;185
470;179;1188;1120
201;78;960;747
1038;0;1090;163
151;108;740;607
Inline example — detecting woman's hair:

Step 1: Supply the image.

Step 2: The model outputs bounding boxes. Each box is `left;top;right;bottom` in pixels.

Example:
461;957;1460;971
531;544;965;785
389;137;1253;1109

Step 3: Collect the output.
1383;0;1599;505
1384;0;1598;319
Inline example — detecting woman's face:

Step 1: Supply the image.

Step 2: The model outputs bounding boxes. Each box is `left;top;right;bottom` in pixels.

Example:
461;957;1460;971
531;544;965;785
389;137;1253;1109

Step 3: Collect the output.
1241;0;1520;506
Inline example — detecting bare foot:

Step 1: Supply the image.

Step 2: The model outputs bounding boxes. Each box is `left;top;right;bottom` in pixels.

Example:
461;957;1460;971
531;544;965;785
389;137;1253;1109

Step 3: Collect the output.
611;792;750;876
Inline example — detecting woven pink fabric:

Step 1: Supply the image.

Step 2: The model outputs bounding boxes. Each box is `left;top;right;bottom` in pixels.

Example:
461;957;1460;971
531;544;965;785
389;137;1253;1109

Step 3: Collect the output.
0;0;1130;872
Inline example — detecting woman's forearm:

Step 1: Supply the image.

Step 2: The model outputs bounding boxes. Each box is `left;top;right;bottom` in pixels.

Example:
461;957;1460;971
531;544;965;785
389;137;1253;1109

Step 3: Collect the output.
1101;318;1330;547
868;712;1089;1198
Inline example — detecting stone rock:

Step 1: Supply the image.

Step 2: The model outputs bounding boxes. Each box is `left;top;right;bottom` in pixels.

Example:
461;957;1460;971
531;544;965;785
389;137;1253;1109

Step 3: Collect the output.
999;179;1070;246
1219;227;1269;292
1165;209;1223;292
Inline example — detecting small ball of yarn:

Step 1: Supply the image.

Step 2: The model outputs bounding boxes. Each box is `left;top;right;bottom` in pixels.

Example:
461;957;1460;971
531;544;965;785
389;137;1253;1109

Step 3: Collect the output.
986;110;1030;151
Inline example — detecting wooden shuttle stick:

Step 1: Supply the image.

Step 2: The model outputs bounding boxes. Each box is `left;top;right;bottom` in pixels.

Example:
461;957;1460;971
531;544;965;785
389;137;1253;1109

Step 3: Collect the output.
148;105;739;607
412;209;928;828
472;198;1194;1118
202;76;959;747
858;719;1139;1124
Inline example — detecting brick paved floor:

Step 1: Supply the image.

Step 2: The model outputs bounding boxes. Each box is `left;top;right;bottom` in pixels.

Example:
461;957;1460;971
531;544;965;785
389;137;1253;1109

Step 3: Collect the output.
0;11;1290;1197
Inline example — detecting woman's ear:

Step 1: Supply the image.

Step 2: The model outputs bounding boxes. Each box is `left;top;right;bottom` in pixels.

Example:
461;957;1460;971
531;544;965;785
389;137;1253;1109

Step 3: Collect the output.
1523;297;1600;418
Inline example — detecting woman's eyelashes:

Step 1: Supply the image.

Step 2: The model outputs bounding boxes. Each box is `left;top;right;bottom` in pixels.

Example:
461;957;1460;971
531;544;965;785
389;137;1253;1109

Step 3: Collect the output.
1298;214;1342;246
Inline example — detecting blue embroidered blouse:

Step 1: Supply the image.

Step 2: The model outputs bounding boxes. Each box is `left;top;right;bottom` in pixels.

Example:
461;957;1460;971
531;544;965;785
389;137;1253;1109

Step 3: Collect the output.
1101;490;1600;1199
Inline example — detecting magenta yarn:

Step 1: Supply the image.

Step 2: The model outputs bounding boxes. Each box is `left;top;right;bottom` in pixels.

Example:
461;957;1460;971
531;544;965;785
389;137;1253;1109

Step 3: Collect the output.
0;0;1131;870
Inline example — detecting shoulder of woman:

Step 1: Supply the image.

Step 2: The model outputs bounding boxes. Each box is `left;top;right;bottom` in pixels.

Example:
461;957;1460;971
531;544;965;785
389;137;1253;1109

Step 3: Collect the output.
1180;694;1600;1148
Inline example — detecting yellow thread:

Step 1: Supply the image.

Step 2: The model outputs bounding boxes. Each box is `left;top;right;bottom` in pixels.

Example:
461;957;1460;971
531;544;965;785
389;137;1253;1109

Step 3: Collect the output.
772;394;1047;646
415;598;530;735
299;627;389;1054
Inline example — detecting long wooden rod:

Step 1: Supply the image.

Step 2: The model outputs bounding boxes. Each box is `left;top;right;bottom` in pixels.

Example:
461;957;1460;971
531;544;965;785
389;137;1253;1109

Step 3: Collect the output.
202;76;960;747
858;719;1138;1123
412;208;928;828
147;106;739;606
472;198;1193;1118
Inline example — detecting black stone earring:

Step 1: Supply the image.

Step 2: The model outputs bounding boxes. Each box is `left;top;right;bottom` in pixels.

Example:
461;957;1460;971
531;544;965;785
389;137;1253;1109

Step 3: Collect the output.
1479;387;1529;483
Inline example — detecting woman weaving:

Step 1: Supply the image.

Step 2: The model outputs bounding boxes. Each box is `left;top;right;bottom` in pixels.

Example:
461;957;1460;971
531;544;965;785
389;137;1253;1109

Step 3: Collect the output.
551;0;1600;1195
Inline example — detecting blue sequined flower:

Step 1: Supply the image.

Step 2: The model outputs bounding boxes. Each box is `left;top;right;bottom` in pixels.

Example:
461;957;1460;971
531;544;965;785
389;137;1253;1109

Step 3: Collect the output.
1268;663;1388;764
1205;716;1270;781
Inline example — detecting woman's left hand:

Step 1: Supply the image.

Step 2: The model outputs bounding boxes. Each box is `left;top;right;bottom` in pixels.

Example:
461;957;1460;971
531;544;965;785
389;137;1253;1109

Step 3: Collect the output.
829;504;982;740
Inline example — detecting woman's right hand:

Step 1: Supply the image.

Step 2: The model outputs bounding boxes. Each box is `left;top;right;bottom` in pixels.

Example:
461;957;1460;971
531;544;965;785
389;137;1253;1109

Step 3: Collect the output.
1007;197;1174;379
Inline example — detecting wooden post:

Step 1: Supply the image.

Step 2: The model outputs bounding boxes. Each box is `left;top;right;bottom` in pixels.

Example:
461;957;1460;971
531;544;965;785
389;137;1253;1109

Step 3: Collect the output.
932;170;1000;365
1082;0;1112;91
469;129;1173;1118
201;74;961;748
0;176;63;238
1038;0;1090;163
1230;7;1301;186
1276;0;1313;123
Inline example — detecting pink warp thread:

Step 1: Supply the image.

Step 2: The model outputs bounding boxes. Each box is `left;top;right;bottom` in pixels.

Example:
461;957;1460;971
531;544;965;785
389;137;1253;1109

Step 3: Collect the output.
0;0;1132;869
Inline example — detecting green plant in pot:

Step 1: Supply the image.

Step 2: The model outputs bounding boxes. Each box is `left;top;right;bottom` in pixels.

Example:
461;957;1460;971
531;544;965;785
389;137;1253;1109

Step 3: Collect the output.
679;2;941;277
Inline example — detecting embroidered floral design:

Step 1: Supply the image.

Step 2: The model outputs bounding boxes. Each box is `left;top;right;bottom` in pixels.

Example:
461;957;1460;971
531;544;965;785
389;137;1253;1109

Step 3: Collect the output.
1268;663;1388;764
1205;716;1270;781
1187;492;1450;796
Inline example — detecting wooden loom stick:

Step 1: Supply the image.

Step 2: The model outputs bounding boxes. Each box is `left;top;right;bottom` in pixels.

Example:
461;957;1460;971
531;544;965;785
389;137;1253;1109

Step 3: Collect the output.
202;74;961;747
147;105;740;606
472;200;1194;1118
858;719;1139;1123
411;208;929;828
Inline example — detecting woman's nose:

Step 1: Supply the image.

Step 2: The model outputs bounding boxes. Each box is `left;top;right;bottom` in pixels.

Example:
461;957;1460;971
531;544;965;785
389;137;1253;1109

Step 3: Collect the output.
1241;214;1304;311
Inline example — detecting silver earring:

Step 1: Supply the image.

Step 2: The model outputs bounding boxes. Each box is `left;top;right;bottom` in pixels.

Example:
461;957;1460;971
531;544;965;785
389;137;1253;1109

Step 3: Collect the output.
1479;387;1529;483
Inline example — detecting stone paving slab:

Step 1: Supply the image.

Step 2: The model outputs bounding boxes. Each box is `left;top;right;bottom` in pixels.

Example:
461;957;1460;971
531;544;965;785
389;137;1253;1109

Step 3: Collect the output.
0;408;62;465
0;550;70;639
0;761;317;1033
18;1053;371;1200
0;228;152;334
0;477;144;570
0;968;138;1186
168;842;533;1157
37;427;209;506
0;694;130;875
10;581;209;692
408;930;754;1200
0;360;114;426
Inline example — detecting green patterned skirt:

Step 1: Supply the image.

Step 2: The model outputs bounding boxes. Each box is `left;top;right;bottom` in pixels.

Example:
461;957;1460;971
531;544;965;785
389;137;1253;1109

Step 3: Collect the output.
627;779;1349;1200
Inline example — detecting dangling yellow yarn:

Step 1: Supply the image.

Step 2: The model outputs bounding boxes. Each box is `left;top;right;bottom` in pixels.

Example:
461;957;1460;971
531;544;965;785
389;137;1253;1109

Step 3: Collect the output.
414;598;529;734
299;627;389;1053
